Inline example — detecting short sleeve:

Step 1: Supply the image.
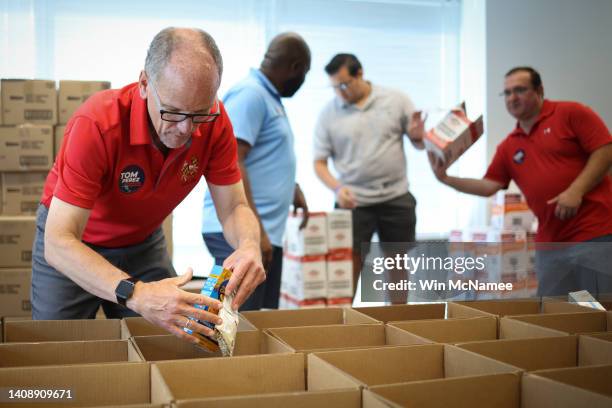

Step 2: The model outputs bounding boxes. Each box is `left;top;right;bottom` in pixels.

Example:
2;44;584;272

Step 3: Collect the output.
313;109;332;160
484;143;512;188
53;117;109;209
568;103;612;153
223;86;266;147
400;93;416;135
203;105;242;185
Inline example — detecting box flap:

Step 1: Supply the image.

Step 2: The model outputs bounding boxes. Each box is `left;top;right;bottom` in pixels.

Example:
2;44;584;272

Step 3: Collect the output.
4;319;121;342
240;308;344;329
578;334;612;366
389;317;497;344
500;317;569;339
522;369;612;407
507;311;607;334
352;303;445;323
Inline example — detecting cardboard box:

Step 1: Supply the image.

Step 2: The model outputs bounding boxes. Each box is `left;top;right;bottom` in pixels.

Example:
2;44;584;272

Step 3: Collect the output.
504;311;608;334
279;294;327;309
578;332;612;366
0;268;31;317
54;124;65;158
239;307;378;330
0;362;152;407
3;318;122;342
263;324;432;356
149;353;356;404
1;79;57;125
0;339;140;367
0;125;54;171
284;212;327;256
174;389;361;408
130;331;263;361
447;299;592;319
326;248;353;299
490;191;534;230
350;303;446;323
326;209;352;250
522;365;612;407
0;216;36;268
388;316;498;344
58;80;110;124
457;335;579;371
281;253;327;303
363;373;520;408
424;104;484;169
308;344;519;391
1;172;46;215
120;315;256;339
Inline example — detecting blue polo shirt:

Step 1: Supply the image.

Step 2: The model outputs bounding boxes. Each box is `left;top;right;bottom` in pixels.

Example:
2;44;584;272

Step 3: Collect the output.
202;69;296;246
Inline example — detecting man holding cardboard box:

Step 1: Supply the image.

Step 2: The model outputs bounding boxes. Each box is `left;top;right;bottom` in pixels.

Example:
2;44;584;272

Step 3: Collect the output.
31;28;264;345
202;32;311;310
313;53;426;302
430;66;612;297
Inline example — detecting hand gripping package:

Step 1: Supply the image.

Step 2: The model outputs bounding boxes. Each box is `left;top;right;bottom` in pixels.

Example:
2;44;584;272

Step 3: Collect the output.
183;265;239;356
425;102;484;169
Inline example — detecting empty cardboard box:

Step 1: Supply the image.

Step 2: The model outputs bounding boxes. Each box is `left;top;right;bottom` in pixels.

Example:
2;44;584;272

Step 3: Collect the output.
3;318;122;342
351;303;446;323
240;307;377;329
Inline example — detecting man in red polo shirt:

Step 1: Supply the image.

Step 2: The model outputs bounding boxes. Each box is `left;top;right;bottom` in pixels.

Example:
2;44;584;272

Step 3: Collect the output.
31;27;264;344
430;66;612;297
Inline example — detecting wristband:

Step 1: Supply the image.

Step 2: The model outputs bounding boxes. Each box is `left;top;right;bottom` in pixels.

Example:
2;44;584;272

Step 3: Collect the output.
333;185;344;194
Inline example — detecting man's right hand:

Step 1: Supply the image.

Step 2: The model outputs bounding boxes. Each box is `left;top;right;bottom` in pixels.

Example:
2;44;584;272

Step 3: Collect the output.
127;268;223;345
336;186;357;209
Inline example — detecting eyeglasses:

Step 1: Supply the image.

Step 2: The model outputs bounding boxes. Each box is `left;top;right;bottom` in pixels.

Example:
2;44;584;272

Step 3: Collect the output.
331;78;354;91
148;79;220;124
499;86;531;98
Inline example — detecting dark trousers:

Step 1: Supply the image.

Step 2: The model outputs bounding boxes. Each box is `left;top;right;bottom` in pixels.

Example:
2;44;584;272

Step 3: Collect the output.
342;192;417;303
203;232;282;311
31;204;176;319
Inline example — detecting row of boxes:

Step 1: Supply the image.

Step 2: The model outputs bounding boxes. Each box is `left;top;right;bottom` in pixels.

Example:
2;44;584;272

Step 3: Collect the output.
281;210;354;308
0;79;110;126
0;301;610;406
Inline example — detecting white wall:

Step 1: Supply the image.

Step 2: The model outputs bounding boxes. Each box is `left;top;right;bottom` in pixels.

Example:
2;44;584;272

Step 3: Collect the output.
485;0;612;162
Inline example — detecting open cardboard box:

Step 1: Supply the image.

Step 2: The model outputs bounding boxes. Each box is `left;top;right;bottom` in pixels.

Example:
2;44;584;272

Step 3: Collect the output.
130;331;264;361
173;389;361;408
0;362;155;407
362;373;520;408
121;316;256;339
350;303;446;323
239;307;377;329
578;332;612;366
447;299;592;319
263;323;429;356
522;364;612;407
456;336;580;371
0;339;141;368
501;311;608;335
3;319;122;342
307;344;519;391
150;353;358;405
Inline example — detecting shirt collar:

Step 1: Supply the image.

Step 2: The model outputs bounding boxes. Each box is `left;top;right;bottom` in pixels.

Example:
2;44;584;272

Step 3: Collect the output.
509;99;556;137
251;68;281;100
128;83;202;146
338;81;377;110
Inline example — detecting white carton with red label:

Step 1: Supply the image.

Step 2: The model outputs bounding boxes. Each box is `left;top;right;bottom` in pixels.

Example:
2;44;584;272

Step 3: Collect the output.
280;253;327;303
326;248;353;299
284;212;327;256
326;209;352;250
425;103;484;169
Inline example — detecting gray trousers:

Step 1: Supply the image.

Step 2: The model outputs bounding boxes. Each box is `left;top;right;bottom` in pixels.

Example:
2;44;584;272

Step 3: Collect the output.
31;204;176;319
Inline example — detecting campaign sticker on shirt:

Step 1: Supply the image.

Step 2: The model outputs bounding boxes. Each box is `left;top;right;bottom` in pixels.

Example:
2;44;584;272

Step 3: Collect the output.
119;165;145;193
513;149;526;164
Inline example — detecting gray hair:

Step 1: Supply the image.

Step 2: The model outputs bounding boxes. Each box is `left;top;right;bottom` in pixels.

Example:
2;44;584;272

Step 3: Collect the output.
144;27;223;82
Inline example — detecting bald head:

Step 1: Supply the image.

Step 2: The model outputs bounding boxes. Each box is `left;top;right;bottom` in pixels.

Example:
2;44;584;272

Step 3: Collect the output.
145;27;223;88
260;32;311;97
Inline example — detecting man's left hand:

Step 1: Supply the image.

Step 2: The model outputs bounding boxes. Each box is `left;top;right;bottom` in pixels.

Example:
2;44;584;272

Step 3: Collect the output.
223;242;265;310
293;183;309;229
547;188;583;220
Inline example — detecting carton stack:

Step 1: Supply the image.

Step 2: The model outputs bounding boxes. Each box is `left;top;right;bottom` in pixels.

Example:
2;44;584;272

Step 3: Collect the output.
281;210;353;309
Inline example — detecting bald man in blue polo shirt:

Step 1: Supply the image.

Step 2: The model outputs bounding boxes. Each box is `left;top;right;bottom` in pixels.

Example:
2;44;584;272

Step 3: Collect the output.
202;33;311;310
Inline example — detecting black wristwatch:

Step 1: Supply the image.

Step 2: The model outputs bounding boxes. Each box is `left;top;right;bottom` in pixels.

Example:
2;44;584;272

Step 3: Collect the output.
115;277;139;306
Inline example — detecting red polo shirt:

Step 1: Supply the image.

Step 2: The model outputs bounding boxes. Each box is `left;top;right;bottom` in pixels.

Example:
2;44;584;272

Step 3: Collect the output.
42;83;241;247
485;100;612;242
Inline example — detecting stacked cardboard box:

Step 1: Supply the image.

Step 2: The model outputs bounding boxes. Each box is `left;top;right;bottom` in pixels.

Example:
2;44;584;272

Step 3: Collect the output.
281;210;353;308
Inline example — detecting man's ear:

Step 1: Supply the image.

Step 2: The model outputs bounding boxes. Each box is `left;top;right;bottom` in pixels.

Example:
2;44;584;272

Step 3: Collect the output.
138;70;148;99
355;68;364;80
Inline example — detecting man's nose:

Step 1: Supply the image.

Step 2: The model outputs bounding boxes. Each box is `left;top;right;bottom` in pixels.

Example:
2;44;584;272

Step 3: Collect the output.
177;117;194;134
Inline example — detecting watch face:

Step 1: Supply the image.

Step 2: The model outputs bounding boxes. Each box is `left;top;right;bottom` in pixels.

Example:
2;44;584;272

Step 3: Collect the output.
116;279;136;305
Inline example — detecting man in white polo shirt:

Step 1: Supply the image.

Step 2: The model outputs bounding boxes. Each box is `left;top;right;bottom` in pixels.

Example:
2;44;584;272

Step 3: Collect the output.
313;53;425;303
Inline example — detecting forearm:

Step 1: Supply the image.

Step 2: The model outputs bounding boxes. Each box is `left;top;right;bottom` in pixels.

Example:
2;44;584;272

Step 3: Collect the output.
314;159;341;191
45;234;128;303
442;176;501;197
222;203;260;250
566;144;612;195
